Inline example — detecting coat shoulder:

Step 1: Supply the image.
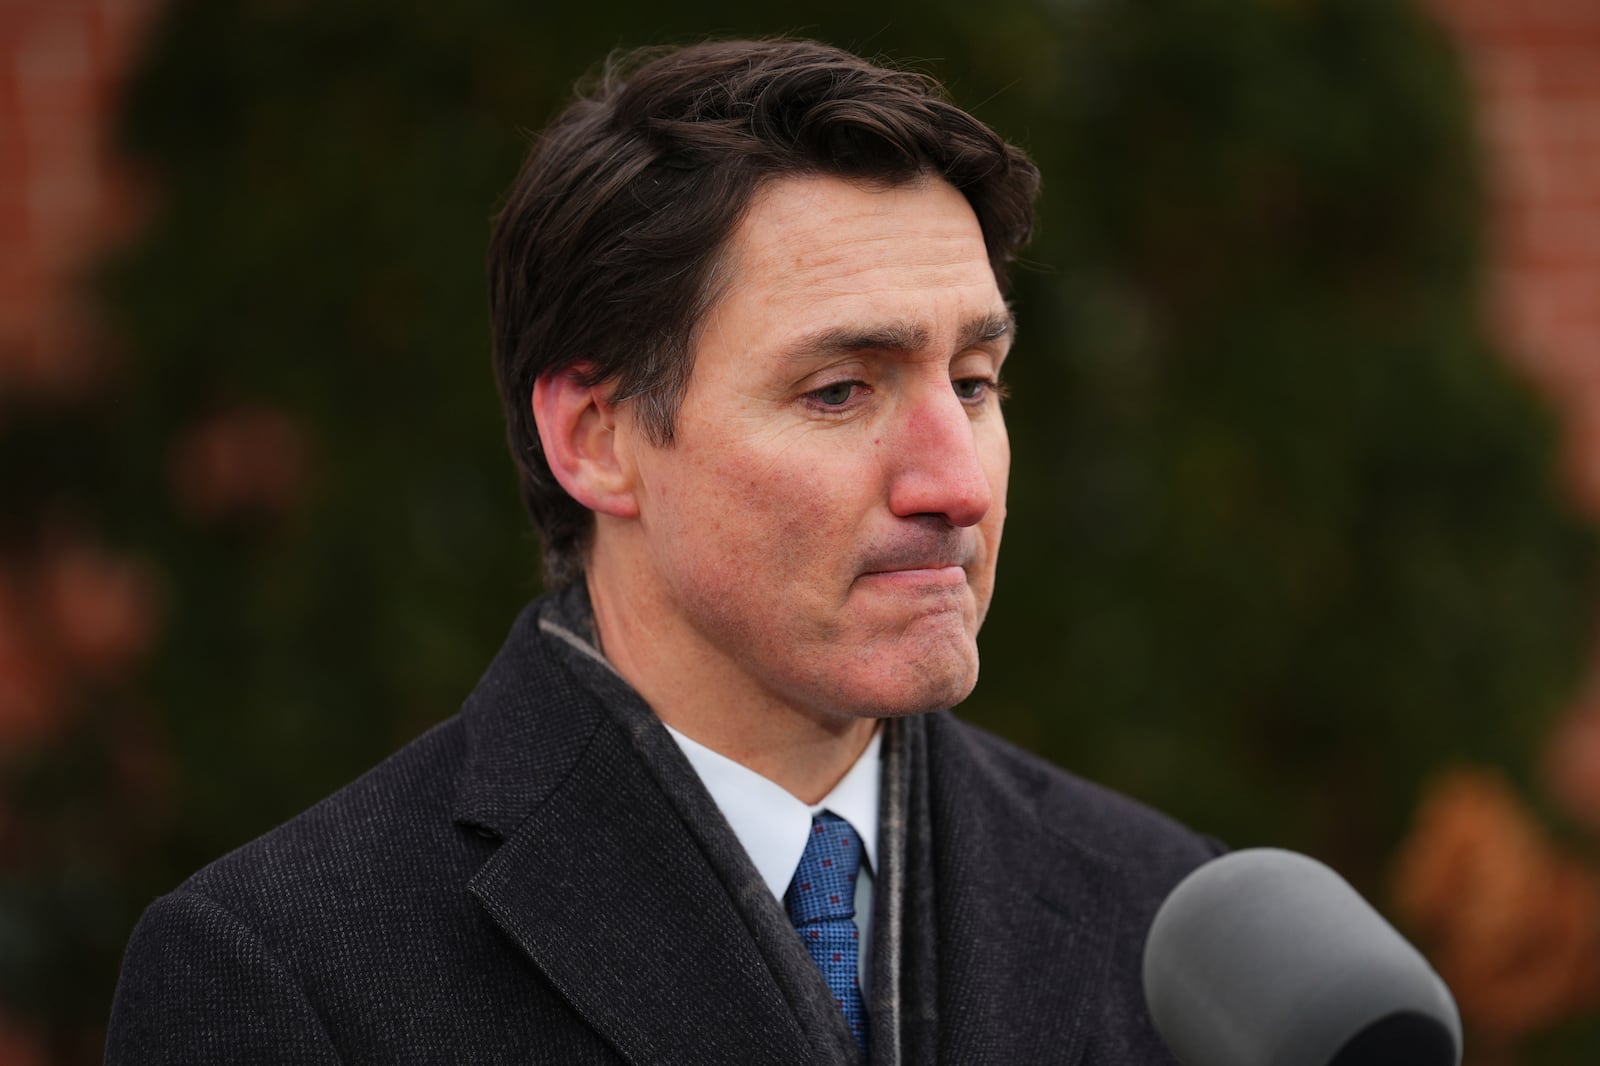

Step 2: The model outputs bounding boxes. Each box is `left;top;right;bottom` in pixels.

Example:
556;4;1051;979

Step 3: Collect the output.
180;715;479;921
933;713;1223;884
107;709;608;1063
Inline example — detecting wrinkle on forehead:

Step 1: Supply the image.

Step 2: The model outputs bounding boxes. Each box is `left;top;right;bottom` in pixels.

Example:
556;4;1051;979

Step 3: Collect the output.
735;175;991;278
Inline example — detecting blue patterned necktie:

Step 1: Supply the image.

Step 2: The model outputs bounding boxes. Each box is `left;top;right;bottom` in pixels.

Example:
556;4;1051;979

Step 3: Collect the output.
786;811;869;1056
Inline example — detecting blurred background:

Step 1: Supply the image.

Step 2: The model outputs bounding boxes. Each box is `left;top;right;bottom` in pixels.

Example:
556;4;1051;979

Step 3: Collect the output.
2;0;1599;1062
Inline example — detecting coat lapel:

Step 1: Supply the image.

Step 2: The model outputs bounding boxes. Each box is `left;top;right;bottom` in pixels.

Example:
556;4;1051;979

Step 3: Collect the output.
468;720;814;1066
450;602;824;1066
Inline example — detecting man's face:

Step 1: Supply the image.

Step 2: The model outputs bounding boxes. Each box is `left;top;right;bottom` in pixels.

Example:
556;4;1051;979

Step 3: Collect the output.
615;174;1011;722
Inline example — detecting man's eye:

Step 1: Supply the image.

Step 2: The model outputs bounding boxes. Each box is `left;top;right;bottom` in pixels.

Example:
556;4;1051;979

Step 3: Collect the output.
953;377;997;401
810;381;859;407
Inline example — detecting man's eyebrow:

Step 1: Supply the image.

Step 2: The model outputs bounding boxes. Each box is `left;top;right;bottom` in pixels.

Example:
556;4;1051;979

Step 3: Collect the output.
959;309;1016;351
779;310;1016;364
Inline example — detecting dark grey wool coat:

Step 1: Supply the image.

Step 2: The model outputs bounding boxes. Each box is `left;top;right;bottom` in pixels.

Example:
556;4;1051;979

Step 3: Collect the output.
106;588;1219;1064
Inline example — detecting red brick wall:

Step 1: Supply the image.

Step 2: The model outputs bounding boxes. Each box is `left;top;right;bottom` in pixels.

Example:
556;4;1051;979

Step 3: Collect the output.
2;12;168;1057
1433;4;1600;947
0;0;163;404
1425;0;1600;510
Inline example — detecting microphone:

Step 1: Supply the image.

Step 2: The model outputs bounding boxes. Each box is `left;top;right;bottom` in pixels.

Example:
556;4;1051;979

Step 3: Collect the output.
1142;848;1462;1066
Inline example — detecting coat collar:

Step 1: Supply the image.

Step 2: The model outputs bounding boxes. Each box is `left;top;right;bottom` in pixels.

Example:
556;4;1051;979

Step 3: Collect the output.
449;600;602;839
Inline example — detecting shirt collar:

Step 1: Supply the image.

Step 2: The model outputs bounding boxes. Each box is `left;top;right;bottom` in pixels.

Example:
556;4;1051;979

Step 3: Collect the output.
664;724;881;903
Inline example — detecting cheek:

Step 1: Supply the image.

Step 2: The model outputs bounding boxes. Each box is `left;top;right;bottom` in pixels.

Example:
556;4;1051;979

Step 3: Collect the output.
681;451;831;566
708;452;881;614
729;437;879;520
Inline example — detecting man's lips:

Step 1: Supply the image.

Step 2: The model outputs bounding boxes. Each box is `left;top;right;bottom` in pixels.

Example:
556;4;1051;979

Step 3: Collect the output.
855;529;978;587
856;564;968;586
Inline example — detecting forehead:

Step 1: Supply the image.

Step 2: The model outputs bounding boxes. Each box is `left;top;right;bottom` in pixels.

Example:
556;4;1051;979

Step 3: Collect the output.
709;174;1007;355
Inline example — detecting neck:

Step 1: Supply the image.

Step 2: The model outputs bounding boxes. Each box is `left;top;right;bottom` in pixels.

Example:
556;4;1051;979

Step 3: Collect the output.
583;554;877;805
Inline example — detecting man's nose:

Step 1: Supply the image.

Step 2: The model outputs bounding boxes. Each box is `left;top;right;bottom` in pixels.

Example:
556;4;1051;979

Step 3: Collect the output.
885;385;995;528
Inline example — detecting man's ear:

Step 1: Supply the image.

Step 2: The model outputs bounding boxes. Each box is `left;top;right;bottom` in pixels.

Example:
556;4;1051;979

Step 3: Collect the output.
531;367;640;519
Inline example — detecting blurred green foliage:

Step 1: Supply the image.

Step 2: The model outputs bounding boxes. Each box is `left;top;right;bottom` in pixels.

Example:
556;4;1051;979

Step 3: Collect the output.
987;0;1593;869
1;0;1594;1060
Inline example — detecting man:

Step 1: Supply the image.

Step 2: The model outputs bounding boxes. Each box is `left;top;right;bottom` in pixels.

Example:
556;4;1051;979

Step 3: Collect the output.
107;39;1218;1064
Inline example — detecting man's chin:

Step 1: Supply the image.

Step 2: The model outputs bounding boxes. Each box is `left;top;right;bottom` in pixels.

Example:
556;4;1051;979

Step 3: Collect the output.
853;682;978;719
840;641;981;718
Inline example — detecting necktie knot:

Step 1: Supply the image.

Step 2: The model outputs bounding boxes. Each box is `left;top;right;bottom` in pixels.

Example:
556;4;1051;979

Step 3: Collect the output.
786;811;869;1057
787;812;864;926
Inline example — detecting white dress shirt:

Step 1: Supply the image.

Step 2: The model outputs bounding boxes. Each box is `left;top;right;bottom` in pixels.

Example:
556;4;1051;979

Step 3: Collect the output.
664;724;881;991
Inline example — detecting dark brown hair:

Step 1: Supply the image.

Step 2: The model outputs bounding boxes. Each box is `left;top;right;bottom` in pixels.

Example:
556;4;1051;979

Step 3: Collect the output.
488;38;1040;586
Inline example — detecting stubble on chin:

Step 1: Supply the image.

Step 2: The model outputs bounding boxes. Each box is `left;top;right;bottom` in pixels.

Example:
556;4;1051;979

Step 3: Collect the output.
823;610;981;718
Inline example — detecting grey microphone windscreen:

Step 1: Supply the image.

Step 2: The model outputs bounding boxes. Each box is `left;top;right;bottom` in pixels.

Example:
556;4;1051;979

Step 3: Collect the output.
1142;848;1462;1066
